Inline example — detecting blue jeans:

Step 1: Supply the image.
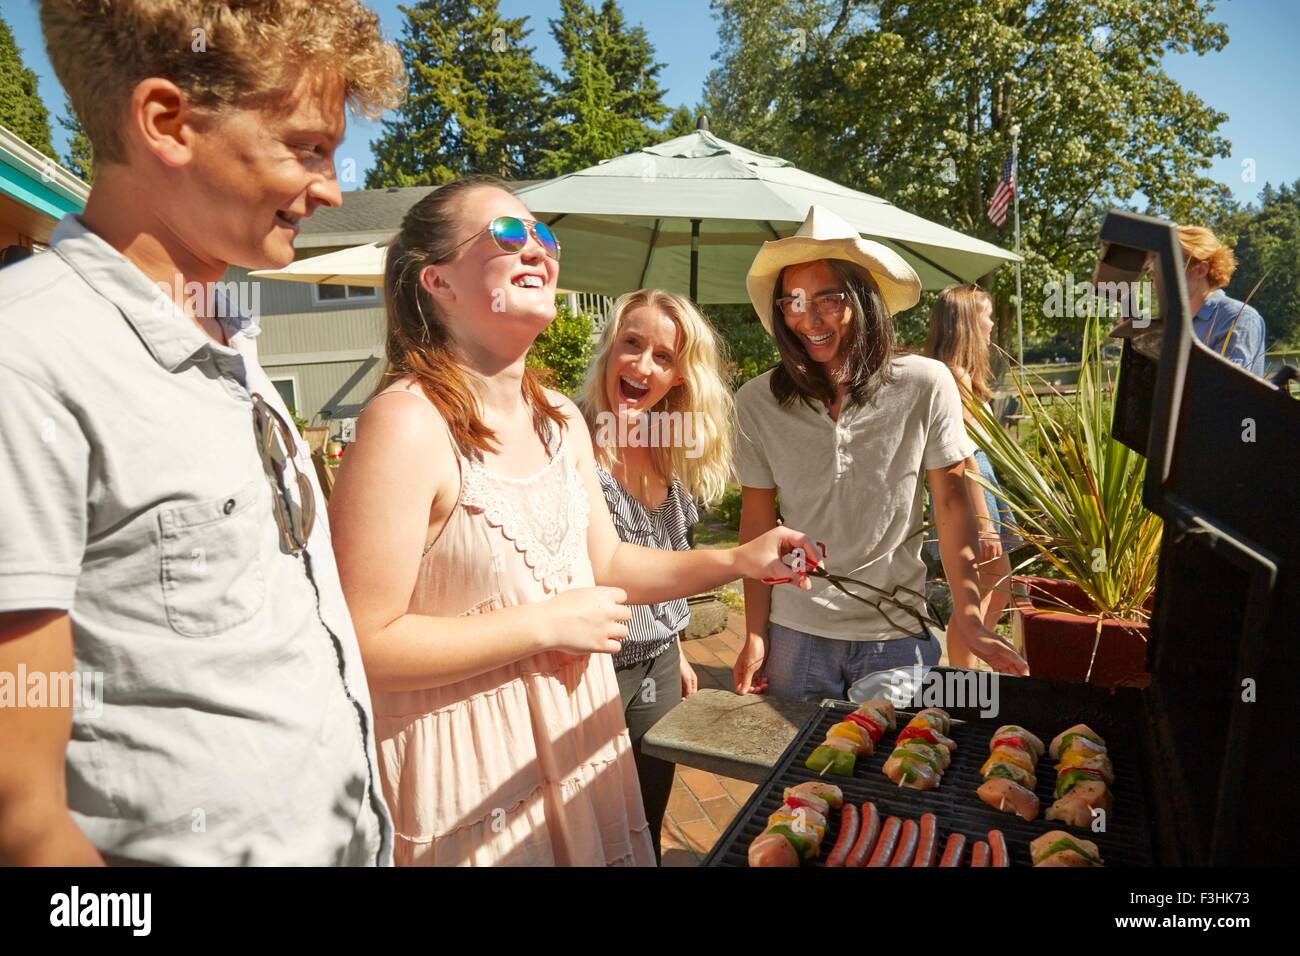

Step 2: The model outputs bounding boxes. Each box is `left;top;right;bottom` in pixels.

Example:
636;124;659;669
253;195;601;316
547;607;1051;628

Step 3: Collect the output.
763;621;941;702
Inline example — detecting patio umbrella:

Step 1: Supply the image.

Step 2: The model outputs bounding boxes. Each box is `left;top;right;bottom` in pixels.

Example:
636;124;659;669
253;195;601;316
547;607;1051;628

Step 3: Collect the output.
254;129;1019;303
251;239;387;287
514;129;1020;304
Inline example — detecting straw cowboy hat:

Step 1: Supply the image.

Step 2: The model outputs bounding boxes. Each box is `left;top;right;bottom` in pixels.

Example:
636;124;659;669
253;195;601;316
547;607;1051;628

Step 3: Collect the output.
746;205;922;335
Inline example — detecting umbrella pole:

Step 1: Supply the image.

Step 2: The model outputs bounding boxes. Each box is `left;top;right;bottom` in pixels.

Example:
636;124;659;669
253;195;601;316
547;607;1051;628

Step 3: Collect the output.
690;218;701;302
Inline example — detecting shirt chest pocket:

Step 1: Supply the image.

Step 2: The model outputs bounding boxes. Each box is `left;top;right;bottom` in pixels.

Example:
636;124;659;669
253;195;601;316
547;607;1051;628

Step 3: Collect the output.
158;479;267;637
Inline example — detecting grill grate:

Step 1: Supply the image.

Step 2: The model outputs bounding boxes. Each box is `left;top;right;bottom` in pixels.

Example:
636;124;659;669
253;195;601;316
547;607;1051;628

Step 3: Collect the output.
705;701;1156;867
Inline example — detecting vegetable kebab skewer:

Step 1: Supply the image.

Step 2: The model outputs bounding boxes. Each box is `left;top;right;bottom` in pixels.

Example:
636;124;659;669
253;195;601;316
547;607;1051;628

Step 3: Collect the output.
1045;724;1114;828
976;724;1044;821
882;707;955;789
747;782;844;867
803;699;896;776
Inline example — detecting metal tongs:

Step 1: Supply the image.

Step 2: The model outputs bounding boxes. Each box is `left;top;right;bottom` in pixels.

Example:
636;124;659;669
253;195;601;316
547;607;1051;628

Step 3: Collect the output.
761;540;945;640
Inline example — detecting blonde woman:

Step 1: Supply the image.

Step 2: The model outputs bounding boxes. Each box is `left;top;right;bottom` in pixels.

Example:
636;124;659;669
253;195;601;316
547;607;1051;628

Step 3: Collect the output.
578;289;732;860
924;285;1021;663
328;176;815;866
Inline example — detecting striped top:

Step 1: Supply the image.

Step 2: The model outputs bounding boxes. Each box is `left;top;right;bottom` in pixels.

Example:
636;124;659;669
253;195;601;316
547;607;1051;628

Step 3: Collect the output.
596;463;700;667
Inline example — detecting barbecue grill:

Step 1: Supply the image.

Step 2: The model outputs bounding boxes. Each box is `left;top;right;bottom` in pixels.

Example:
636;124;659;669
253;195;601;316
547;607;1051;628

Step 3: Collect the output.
706;210;1300;867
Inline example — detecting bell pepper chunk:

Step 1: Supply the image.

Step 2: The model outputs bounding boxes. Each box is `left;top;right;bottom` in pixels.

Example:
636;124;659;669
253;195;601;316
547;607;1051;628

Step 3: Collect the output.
805;744;856;777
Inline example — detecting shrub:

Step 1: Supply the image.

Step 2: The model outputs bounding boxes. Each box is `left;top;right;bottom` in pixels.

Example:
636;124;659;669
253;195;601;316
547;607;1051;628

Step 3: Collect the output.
705;303;779;388
526;300;595;396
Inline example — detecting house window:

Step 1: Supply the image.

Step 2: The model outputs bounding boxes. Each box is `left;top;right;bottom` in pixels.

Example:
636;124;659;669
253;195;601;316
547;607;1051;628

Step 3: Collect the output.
270;376;299;415
312;284;378;305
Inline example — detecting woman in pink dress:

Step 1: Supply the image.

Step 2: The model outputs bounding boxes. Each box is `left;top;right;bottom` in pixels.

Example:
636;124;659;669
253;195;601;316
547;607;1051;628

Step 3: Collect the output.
328;175;814;866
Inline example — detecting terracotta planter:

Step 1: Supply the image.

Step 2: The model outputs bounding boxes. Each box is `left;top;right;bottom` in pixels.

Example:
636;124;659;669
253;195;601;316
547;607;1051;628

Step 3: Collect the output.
1012;576;1149;687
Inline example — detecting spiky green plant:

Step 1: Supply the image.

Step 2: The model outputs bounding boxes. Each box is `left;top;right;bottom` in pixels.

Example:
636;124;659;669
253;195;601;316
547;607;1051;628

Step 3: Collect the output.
965;315;1162;625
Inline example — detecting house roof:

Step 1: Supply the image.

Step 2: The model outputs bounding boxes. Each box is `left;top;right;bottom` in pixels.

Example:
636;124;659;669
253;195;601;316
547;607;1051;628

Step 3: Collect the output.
296;180;541;249
0;123;89;244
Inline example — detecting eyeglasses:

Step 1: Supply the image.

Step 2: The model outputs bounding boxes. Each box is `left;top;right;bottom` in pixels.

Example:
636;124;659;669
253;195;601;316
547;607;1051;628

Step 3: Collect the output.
763;542;946;639
441;216;561;262
251;392;316;555
774;290;850;320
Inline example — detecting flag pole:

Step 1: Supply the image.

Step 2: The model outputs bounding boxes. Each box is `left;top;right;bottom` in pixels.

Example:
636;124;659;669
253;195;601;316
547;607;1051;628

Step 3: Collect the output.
1010;123;1023;367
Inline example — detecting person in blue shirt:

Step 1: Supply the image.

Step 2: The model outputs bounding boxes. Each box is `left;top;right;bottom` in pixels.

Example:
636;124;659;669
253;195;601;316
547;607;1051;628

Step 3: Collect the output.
1179;225;1267;376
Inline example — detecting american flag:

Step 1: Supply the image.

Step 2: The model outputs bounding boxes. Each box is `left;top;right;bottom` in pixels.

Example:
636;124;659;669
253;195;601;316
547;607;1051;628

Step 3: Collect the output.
987;154;1016;227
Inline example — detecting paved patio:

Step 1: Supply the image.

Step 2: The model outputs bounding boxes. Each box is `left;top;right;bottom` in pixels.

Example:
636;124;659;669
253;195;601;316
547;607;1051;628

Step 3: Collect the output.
659;613;755;866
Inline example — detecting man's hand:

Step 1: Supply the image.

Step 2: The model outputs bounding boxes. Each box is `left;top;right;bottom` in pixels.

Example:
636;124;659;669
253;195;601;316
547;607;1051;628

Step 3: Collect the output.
947;617;1029;676
734;633;770;695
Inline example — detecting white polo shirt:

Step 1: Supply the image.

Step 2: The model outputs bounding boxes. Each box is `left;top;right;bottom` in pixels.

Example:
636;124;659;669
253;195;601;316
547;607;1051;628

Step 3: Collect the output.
733;353;975;641
0;215;392;865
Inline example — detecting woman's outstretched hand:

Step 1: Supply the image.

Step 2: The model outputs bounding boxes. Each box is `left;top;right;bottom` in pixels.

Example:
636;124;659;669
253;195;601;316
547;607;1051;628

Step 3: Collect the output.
733;633;769;695
734;526;818;590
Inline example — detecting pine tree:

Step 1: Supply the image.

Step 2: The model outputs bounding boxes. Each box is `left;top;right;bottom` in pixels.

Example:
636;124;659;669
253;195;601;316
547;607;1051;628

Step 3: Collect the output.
367;0;547;186
1224;179;1300;348
594;1;669;130
662;105;699;139
58;96;94;183
537;0;670;176
0;13;56;160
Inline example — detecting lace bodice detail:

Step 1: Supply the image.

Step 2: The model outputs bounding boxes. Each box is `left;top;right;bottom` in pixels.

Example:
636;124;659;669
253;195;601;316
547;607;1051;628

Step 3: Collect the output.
460;436;591;593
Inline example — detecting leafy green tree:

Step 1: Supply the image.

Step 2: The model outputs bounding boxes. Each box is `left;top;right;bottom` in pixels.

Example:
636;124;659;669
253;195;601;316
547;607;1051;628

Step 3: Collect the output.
703;0;845;155
1219;180;1300;349
538;0;671;175
367;0;547;186
706;0;1234;350
57;96;94;183
0;13;56;160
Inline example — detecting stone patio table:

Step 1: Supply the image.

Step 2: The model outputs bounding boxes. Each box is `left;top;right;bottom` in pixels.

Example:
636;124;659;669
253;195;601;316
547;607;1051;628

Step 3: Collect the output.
641;687;822;783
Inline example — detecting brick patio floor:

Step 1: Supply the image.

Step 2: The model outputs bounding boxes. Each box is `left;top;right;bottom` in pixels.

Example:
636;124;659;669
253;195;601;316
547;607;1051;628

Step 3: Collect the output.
658;611;753;866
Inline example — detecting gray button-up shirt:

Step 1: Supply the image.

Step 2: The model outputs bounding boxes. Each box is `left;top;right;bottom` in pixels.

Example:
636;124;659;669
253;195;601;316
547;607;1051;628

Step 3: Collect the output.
0;215;392;865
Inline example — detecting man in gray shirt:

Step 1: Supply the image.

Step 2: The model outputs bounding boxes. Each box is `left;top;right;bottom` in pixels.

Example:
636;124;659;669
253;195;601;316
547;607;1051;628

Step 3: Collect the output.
0;0;404;865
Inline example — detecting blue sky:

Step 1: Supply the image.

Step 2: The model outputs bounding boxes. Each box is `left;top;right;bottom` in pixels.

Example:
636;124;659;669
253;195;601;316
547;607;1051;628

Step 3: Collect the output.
6;0;1296;206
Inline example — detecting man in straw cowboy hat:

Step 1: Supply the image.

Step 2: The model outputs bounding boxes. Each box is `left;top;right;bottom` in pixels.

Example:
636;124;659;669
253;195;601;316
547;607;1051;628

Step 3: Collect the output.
732;205;1029;701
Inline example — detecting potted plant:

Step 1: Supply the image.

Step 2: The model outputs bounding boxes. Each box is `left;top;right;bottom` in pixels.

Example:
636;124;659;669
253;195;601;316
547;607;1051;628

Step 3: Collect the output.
964;315;1161;686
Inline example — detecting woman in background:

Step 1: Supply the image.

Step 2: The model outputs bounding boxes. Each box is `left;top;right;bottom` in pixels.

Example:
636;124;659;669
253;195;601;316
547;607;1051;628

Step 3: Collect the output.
924;284;1023;667
580;289;733;860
